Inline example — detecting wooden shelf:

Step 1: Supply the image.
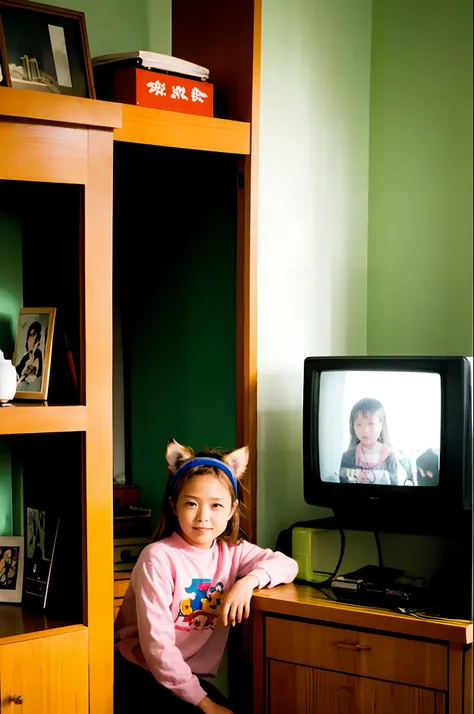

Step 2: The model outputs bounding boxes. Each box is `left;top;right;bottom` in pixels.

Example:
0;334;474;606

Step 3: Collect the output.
115;104;251;154
253;584;474;645
0;404;86;435
0;87;122;129
0;605;86;646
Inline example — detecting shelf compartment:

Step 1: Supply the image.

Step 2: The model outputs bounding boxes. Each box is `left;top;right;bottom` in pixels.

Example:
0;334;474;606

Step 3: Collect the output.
0;405;86;435
115;104;251;154
0;606;86;646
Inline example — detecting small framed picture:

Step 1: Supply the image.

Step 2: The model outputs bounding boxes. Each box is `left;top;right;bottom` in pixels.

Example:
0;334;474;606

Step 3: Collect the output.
24;507;60;610
0;0;95;98
0;536;24;603
13;307;56;401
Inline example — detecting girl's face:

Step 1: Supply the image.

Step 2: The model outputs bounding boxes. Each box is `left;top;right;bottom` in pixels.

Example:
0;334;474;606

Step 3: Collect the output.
354;410;383;448
174;473;238;549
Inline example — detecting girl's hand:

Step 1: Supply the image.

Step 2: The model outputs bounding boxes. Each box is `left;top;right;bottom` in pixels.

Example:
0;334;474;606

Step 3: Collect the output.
220;574;259;627
198;696;233;714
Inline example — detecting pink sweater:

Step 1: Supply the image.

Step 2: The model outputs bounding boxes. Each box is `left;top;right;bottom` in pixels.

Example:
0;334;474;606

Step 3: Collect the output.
114;532;298;705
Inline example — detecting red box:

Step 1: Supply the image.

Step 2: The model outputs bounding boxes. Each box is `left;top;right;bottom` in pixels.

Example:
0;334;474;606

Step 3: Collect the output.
95;66;213;117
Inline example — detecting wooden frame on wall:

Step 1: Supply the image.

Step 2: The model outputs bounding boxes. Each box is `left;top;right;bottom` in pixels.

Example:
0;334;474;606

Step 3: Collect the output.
0;0;95;98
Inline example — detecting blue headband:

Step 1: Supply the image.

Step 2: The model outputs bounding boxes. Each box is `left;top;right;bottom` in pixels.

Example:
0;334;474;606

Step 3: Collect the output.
171;457;238;496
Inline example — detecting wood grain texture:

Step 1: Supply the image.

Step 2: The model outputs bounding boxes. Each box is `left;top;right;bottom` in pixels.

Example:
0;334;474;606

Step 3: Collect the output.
268;661;441;714
0;405;86;435
115;104;250;154
464;645;472;714
172;0;255;122
0;87;121;128
0;121;88;183
266;616;448;690
253;610;265;714
84;129;114;714
448;643;464;714
252;584;473;644
0;628;88;713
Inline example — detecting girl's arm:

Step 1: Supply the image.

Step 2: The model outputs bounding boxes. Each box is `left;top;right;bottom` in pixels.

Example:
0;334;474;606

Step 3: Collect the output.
131;556;208;707
235;540;298;589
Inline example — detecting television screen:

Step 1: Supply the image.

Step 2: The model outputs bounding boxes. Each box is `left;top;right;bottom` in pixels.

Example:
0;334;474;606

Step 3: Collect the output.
317;370;441;487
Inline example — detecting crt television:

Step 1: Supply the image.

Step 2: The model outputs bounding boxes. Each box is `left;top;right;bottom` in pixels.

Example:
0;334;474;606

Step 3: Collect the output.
303;356;472;535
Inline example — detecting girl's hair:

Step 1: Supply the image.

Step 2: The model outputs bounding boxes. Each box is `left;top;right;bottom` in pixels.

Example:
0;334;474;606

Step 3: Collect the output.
25;321;42;351
152;448;247;545
348;397;391;447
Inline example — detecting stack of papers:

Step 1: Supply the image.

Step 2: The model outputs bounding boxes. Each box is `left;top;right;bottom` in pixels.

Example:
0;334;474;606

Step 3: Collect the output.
92;51;210;80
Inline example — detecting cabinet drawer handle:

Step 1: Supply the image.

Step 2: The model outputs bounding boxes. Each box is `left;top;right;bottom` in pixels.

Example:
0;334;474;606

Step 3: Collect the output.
8;695;24;705
336;642;371;652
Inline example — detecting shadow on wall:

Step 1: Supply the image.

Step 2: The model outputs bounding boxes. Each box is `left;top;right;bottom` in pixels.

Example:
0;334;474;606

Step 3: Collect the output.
0;314;14;359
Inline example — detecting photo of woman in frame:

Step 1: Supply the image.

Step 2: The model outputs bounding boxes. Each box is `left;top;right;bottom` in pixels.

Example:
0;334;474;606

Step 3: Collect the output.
13;307;56;401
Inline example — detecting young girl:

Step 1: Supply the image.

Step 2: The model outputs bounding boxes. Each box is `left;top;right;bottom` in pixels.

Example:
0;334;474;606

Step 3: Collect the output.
338;397;398;485
114;438;298;714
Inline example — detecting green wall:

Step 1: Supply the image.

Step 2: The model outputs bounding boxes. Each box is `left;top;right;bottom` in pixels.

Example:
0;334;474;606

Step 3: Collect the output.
114;146;237;521
0;211;22;536
256;0;373;548
367;0;473;356
37;0;154;57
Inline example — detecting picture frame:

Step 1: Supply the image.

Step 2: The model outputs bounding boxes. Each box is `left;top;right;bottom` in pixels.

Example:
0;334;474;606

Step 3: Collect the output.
12;307;56;401
0;536;24;604
23;506;60;611
0;0;95;98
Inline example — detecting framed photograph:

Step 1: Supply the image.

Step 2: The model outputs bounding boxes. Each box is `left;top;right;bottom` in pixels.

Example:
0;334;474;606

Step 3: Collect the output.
0;536;24;603
13;307;56;401
24;507;60;610
0;0;95;98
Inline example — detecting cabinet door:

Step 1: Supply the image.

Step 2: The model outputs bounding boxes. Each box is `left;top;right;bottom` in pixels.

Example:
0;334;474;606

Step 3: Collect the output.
268;661;445;714
0;629;88;714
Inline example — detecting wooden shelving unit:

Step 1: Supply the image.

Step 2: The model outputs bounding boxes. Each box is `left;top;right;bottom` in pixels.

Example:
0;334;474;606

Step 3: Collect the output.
0;605;86;646
0;4;261;711
0;87;116;714
115;104;251;153
0;405;87;435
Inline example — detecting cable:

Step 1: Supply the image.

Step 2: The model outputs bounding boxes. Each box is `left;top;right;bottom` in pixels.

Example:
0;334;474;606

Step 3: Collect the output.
310;527;346;589
373;529;384;571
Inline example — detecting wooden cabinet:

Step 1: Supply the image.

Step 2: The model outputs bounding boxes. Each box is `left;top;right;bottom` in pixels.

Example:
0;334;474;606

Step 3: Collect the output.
251;585;472;714
268;660;445;714
0;628;88;714
0;88;119;714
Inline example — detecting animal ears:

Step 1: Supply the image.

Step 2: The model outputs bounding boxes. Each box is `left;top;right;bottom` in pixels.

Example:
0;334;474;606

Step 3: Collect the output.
166;438;249;480
166;438;194;474
223;446;249;480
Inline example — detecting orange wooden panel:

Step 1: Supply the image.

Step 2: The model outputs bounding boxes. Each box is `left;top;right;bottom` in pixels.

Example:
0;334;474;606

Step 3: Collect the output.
269;661;439;714
0;405;86;435
266;617;448;690
173;0;256;123
114;578;130;599
84;128;114;714
448;643;463;714
464;646;472;714
0;628;88;714
0;122;87;184
252;584;473;645
0;86;122;128
115;104;250;154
